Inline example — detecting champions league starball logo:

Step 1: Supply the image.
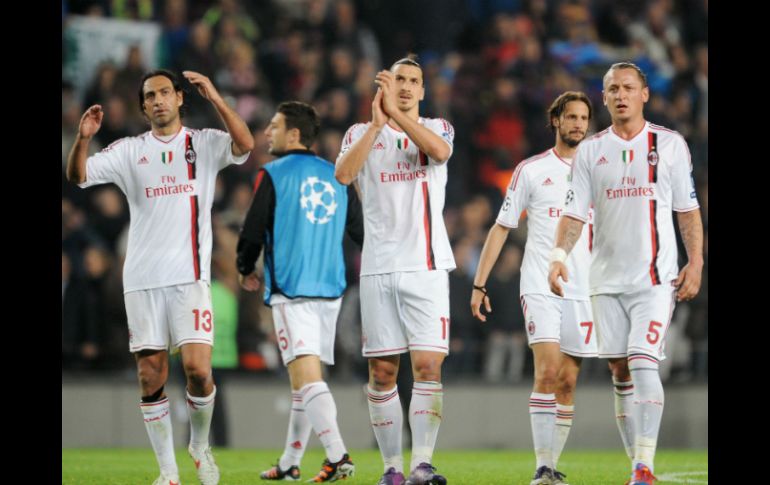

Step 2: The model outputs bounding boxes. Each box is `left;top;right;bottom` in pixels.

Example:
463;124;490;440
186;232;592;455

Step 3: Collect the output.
565;189;575;206
300;176;338;224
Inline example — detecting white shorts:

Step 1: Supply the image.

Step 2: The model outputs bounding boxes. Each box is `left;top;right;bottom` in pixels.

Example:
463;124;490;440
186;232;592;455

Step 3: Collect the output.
360;270;450;357
271;297;343;366
591;284;677;360
125;281;214;353
519;294;598;358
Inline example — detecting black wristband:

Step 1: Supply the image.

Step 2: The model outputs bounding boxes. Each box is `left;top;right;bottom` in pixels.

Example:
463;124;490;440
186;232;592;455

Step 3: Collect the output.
473;285;488;296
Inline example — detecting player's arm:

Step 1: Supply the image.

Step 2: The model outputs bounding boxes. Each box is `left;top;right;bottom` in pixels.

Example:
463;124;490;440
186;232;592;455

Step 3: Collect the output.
345;184;364;248
335;89;389;185
236;170;275;291
376;70;451;163
549;144;592;297
183;70;254;156
548;216;586;298
471;224;510;322
674;209;704;302
66;105;103;184
670;136;704;302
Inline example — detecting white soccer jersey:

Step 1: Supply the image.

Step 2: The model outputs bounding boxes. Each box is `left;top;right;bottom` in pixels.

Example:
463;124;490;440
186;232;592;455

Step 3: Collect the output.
497;148;593;300
564;121;699;294
338;118;456;276
80;126;249;292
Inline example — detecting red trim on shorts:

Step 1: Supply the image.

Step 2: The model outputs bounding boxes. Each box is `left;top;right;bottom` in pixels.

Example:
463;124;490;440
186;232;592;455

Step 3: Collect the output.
176;338;213;346
363;346;409;355
408;344;449;351
659;289;677;352
131;344;167;352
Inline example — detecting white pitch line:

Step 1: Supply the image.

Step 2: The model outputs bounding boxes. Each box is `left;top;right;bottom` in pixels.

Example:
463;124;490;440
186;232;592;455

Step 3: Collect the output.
656;470;708;483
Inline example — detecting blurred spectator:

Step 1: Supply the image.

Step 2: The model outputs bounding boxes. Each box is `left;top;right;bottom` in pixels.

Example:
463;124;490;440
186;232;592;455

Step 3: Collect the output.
159;0;190;68
63;0;708;381
62;251;97;369
95;95;135;145
483;243;527;383
89;186;130;252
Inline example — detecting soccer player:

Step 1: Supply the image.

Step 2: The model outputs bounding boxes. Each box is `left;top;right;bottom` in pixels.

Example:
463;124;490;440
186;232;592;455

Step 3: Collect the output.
236;101;362;482
66;69;254;485
471;91;597;485
548;63;703;485
335;55;454;485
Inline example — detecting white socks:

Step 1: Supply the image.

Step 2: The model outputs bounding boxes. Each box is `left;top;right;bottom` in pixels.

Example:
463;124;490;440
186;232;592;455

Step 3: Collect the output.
529;392;557;469
300;381;347;463
186;386;216;454
628;354;664;472
367;385;404;473
141;397;179;479
613;377;636;460
279;391;312;470
408;381;443;471
552;404;574;468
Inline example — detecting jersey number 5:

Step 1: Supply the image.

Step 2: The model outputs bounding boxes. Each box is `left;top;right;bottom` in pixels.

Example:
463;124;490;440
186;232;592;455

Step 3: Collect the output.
193;309;212;332
278;329;289;350
646;321;663;344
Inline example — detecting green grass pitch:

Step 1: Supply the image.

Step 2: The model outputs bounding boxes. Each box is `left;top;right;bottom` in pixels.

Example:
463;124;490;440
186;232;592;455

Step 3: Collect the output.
62;448;707;484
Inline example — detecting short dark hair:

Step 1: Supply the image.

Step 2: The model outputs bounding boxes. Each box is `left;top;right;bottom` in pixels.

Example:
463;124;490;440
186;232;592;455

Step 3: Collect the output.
390;53;423;86
547;91;593;133
277;101;320;148
603;62;648;88
138;69;186;117
391;53;421;70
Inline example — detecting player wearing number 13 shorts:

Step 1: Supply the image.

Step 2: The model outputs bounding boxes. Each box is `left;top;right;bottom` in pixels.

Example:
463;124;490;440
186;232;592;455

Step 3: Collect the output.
66;69;253;485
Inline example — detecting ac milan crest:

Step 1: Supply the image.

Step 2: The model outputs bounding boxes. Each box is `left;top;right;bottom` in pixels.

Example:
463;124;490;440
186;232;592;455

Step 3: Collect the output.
647;150;659;166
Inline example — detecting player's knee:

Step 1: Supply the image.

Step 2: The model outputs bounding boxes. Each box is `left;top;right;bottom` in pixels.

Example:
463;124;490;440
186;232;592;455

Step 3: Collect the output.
369;362;397;388
184;363;212;387
534;366;558;389
412;358;442;382
557;373;577;397
608;359;630;381
137;366;164;393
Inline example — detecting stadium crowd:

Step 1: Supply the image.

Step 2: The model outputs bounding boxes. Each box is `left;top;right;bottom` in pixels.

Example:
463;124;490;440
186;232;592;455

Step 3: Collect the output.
62;0;707;384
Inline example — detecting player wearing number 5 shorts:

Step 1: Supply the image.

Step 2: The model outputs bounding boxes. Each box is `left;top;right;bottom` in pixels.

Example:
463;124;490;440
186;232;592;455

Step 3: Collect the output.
549;63;703;485
237;101;363;482
471;91;597;485
66;69;254;485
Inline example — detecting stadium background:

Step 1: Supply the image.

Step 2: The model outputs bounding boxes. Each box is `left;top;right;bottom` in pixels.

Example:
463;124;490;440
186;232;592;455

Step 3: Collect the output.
61;0;707;451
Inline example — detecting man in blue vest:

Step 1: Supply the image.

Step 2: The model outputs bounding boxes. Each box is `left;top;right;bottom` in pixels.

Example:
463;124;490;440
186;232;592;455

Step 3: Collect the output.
236;101;363;483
